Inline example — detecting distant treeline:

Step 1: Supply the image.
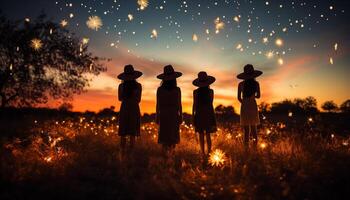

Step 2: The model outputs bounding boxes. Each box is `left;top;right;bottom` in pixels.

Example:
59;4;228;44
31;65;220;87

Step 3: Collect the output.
1;96;349;137
1;96;350;122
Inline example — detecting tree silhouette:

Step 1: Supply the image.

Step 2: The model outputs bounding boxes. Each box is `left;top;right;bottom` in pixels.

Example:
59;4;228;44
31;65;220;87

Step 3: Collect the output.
321;101;338;113
270;96;318;115
215;105;238;124
340;99;350;113
58;102;73;112
0;14;106;108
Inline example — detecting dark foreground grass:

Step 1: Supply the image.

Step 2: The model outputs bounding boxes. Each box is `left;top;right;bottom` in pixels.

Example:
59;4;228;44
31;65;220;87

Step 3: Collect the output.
1;118;350;200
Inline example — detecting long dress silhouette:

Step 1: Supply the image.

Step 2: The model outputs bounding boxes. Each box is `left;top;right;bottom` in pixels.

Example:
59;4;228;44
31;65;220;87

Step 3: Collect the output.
192;71;217;157
156;65;182;150
117;65;142;153
237;64;262;149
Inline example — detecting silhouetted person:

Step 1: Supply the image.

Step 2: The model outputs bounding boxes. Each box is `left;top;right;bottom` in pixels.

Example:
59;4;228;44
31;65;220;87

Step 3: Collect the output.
156;65;182;154
192;71;217;158
237;64;262;150
117;65;142;155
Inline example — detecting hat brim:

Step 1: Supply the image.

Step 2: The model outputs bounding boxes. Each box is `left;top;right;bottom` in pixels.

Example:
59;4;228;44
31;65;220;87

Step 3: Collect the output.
236;70;262;79
157;72;182;80
117;71;143;80
193;76;216;87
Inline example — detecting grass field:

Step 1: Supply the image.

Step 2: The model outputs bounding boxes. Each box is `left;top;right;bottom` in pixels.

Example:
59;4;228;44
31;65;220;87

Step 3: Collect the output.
1;115;350;200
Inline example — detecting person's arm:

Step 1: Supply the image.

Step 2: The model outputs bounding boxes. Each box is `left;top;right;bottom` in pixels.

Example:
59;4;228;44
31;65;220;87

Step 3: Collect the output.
209;89;214;104
136;83;142;103
255;82;261;99
192;90;197;123
178;88;183;124
237;82;243;103
156;88;160;124
118;84;123;102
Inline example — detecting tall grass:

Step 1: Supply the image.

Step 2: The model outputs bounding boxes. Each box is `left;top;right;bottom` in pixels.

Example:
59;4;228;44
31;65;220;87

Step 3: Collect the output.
1;117;350;199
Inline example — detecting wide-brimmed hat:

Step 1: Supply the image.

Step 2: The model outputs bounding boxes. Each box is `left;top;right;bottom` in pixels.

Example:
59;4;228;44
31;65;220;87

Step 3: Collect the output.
193;71;216;87
236;64;263;79
117;64;143;80
157;65;182;80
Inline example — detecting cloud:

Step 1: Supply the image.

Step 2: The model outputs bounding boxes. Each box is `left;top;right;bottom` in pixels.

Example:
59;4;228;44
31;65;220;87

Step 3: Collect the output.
259;55;318;102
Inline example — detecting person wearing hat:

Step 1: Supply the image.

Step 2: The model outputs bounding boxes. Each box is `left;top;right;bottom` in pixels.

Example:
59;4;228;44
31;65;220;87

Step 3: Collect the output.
237;64;262;150
117;64;143;155
156;65;183;153
192;71;217;158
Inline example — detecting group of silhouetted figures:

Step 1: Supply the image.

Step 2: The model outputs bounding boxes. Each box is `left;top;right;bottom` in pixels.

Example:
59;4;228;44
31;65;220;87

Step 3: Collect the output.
117;64;262;158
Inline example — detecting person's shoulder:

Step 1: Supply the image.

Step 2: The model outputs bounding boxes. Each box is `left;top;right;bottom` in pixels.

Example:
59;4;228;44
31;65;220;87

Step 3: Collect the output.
136;82;142;88
238;81;244;86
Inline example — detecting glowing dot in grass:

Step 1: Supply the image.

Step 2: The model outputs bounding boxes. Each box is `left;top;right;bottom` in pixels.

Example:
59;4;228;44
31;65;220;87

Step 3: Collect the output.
236;43;242;50
343;141;349;146
275;38;283;47
30;38;43;50
288;112;293;117
86;16;103;31
9;63;13;70
69;13;74;18
209;149;226;167
128;14;134;21
137;0;149;10
329;6;334;10
278;58;284;65
233;16;240;22
25;17;30;22
60;19;68;27
331;134;335;139
334;43;338;51
266;129;271;135
308;117;313;122
82;37;89;45
192;34;198;42
329;57;334;65
151;29;158;39
44;156;53;163
259;142;267;149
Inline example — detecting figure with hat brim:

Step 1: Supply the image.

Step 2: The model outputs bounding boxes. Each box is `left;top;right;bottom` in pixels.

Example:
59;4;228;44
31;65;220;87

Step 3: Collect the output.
237;64;262;151
156;65;183;155
117;64;143;156
192;71;217;160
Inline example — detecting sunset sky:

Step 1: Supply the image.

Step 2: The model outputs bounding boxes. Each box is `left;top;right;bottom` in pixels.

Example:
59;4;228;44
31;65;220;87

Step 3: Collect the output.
1;0;349;113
